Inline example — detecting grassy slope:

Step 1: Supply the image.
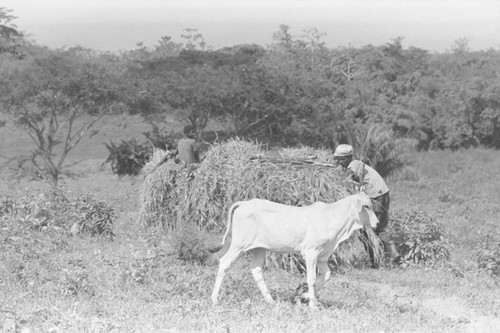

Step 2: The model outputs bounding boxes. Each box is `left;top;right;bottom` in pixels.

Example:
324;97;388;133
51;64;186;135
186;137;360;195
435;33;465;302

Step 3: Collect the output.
1;118;500;332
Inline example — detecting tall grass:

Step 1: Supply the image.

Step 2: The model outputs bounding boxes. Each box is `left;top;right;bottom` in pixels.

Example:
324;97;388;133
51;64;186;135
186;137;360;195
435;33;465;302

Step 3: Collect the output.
391;147;500;266
1;148;500;332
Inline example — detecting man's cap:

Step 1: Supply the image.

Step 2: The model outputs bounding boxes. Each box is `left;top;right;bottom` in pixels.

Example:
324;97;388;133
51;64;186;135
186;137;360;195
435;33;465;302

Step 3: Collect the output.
333;144;353;157
183;125;195;135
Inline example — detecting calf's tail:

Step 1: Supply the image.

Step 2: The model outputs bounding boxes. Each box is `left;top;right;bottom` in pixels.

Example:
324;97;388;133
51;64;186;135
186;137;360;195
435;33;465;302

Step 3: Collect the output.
208;201;241;253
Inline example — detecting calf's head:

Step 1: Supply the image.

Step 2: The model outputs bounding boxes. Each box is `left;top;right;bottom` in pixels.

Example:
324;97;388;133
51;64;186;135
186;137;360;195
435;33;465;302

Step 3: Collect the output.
355;193;379;229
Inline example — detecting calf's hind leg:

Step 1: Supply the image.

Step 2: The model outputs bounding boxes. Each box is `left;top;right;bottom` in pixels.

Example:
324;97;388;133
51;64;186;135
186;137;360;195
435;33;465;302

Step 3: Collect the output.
211;246;243;304
304;251;319;308
251;248;274;303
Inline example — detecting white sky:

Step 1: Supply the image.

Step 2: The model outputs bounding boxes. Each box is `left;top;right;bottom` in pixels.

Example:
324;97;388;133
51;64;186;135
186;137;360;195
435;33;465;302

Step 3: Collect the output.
1;0;499;52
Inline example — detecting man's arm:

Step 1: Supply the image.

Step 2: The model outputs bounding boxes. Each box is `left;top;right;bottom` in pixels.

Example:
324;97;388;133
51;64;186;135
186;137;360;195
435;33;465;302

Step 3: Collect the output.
192;141;200;163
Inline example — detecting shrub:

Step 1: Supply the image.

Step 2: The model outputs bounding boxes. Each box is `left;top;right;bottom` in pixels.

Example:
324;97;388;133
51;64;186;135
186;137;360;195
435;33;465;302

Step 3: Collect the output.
104;139;150;177
104;126;177;177
0;188;115;237
390;210;452;265
0;188;73;230
169;224;211;265
475;237;500;277
73;194;116;238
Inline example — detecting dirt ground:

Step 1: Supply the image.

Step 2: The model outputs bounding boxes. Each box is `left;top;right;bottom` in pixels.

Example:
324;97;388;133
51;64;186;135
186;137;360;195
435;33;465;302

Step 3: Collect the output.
337;277;500;333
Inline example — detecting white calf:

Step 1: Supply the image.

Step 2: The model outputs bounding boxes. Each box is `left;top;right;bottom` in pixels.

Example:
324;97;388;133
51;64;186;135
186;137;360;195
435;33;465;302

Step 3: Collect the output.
210;193;379;307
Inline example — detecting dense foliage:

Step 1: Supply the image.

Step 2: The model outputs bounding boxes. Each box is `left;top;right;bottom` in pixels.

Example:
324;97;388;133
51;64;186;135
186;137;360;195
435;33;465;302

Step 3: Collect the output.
104;139;151;177
475;236;500;277
119;29;500;152
104;126;176;177
390;210;452;265
0;188;115;238
2;10;500;184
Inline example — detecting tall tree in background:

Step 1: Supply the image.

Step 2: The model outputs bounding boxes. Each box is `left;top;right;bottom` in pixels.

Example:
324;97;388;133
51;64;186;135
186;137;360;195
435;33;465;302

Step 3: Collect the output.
0;7;24;57
0;46;120;185
259;26;348;147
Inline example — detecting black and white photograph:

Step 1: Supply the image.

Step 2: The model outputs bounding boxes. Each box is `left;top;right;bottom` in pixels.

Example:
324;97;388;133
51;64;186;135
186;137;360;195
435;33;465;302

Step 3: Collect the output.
1;1;499;332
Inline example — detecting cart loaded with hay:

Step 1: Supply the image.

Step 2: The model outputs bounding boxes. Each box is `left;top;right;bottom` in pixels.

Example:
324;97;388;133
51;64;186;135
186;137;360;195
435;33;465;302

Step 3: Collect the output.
138;139;382;271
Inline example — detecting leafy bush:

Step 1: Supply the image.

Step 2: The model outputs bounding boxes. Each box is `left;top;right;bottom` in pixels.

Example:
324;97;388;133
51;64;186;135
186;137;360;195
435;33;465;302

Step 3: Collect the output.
72;194;116;238
104;126;177;177
169;224;211;265
0;188;72;230
104;139;150;177
476;237;500;277
390;210;452;265
0;188;115;237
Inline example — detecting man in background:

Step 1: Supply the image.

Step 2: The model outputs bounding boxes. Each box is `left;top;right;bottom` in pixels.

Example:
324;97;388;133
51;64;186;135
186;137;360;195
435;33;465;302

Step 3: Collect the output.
333;144;401;268
177;124;200;165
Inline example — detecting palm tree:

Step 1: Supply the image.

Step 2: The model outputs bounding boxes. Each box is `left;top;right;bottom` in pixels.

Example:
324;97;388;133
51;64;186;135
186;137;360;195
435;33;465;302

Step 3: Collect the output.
349;123;417;179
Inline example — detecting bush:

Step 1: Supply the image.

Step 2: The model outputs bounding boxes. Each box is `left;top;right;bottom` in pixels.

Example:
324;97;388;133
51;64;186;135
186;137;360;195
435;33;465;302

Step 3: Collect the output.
104;139;150;177
73;194;116;238
104;126;177;177
0;188;116;237
390;210;452;265
169;224;211;265
476;237;500;277
0;188;73;230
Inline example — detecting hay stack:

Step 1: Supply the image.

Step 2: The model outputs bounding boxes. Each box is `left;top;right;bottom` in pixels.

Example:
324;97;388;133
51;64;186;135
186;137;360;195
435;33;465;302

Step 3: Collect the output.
138;148;188;231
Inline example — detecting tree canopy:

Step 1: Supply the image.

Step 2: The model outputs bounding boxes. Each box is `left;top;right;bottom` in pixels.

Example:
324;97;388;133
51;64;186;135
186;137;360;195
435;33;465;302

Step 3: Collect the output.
2;10;500;184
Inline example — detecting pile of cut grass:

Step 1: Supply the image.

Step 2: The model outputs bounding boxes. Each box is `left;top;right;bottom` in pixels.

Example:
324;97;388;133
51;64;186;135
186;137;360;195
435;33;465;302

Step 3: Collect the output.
139;139;357;231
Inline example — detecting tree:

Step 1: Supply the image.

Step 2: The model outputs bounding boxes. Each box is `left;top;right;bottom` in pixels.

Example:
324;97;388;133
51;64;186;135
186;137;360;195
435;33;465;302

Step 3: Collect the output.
180;28;207;51
0;46;120;185
450;37;470;55
161;64;236;136
0;7;23;56
260;26;350;147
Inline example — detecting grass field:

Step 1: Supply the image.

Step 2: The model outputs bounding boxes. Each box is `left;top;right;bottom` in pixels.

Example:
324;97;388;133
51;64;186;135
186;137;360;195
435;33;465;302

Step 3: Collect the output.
1;118;499;332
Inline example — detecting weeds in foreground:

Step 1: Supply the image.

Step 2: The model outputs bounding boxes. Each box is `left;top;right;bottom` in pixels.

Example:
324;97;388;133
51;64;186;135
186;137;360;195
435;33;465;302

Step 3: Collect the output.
169;223;211;265
475;236;500;277
1;149;500;332
0;188;115;237
390;210;452;265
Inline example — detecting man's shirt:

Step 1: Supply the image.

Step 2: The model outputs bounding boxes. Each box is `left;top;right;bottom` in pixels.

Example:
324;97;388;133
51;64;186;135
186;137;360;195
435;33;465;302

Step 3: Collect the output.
348;160;389;198
177;137;199;164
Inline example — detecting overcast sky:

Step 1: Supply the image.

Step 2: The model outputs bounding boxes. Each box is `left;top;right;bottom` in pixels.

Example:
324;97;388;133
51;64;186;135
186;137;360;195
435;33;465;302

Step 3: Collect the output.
2;0;500;52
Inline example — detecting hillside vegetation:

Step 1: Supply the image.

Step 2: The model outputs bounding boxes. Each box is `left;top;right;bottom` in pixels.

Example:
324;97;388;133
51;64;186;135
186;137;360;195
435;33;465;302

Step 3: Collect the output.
0;148;499;332
2;14;500;184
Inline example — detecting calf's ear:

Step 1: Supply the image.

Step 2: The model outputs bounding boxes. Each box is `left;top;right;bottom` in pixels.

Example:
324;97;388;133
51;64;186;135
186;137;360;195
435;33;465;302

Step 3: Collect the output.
356;195;363;213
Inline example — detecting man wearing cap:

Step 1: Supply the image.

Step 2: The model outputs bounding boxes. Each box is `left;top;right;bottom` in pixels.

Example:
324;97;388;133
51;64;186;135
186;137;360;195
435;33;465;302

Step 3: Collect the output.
333;144;401;268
